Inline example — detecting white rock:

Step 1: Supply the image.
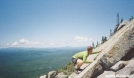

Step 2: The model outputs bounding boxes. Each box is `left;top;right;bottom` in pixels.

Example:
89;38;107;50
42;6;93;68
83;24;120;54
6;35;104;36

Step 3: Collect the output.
40;75;46;78
97;71;115;78
72;19;134;78
48;70;57;78
111;61;128;71
115;58;134;76
117;20;129;30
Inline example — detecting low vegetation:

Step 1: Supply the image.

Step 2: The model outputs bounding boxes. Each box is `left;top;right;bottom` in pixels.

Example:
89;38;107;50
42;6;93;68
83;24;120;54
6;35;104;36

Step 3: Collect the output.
57;62;75;76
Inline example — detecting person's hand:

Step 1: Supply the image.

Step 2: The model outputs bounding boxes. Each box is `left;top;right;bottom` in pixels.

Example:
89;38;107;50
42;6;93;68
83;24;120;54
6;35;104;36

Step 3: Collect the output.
100;49;103;52
90;60;94;63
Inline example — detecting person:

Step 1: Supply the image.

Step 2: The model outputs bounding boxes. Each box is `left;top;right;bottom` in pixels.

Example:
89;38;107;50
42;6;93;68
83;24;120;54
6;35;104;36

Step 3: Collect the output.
72;46;102;74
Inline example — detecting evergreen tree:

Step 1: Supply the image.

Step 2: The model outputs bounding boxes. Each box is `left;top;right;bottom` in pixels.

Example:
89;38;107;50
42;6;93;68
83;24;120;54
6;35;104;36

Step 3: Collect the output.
92;42;95;48
129;18;132;21
131;16;134;19
101;36;107;44
98;42;100;46
114;13;120;33
101;36;104;44
96;41;99;47
129;16;133;21
110;29;113;37
114;26;118;33
121;18;123;23
117;13;120;26
104;36;107;42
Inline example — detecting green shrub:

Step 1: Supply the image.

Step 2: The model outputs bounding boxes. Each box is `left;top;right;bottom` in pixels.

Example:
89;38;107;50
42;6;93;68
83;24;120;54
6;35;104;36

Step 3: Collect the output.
57;62;74;76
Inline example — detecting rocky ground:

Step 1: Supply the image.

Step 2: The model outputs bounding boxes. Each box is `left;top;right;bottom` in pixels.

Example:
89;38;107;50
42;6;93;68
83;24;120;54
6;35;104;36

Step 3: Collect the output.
40;19;134;78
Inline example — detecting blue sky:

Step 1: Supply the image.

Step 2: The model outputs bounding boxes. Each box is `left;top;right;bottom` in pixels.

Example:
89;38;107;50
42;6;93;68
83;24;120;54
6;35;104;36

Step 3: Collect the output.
0;0;134;48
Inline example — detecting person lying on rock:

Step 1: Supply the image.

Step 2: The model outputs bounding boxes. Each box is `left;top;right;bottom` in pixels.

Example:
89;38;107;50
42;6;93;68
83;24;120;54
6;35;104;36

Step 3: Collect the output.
72;46;102;74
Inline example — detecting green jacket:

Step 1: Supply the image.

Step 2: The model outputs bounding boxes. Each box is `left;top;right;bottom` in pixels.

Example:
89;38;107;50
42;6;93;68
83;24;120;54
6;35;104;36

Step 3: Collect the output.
72;51;99;63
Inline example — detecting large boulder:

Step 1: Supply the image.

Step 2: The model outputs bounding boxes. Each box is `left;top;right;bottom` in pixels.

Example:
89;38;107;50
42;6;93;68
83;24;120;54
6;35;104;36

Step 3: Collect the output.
115;66;134;78
116;58;134;77
121;47;134;61
68;73;78;78
40;75;46;78
98;25;134;69
117;20;129;30
125;58;134;67
55;72;68;78
110;61;128;72
97;71;115;78
55;75;68;78
75;61;103;78
73;20;134;78
48;71;57;78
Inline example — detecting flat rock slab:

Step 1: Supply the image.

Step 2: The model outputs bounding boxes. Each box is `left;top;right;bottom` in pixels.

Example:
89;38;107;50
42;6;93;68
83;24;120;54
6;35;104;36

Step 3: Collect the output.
111;61;128;71
55;75;68;78
115;58;134;77
80;63;89;69
116;65;134;77
125;58;134;67
40;75;46;78
87;53;99;61
97;71;116;78
75;61;103;78
68;73;78;78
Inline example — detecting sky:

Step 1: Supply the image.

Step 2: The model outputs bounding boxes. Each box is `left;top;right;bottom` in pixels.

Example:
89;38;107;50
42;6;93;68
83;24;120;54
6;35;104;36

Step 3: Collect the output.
0;0;134;48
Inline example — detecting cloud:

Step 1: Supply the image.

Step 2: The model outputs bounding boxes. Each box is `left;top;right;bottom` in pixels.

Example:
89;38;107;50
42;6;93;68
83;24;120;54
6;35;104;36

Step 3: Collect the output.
12;42;18;46
19;39;29;45
12;39;33;46
0;43;10;47
31;41;42;45
9;37;92;48
49;43;55;45
74;36;92;42
11;39;54;47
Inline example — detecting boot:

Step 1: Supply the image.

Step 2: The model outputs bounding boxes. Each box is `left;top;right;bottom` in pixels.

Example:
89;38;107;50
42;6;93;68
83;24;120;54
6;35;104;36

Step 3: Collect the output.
74;66;79;74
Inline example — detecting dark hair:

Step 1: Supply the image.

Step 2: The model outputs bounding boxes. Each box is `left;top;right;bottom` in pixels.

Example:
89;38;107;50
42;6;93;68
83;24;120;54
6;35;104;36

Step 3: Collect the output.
87;46;93;51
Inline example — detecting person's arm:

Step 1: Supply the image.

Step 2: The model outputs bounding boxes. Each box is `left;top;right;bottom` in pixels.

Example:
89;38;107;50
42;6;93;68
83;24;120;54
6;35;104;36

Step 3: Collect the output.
83;55;94;63
91;49;103;54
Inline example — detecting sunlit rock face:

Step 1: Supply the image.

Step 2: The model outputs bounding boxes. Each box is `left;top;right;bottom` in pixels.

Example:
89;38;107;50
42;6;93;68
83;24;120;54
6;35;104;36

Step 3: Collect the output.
41;20;134;78
73;20;134;78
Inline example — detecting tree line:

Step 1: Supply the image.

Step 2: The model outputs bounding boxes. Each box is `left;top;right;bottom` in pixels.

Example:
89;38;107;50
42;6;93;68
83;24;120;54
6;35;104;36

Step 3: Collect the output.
92;13;134;48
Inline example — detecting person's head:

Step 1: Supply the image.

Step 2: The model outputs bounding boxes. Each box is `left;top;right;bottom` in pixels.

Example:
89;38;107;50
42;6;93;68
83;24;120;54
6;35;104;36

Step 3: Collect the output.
87;46;93;54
